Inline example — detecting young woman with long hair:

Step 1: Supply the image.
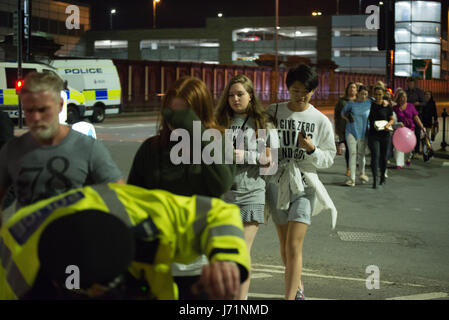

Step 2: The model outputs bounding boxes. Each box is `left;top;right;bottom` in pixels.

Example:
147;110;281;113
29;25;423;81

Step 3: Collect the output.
128;76;236;299
215;74;273;300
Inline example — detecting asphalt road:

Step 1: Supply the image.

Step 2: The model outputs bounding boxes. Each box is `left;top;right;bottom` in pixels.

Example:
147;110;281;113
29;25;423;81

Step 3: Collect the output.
94;115;449;300
6;114;449;300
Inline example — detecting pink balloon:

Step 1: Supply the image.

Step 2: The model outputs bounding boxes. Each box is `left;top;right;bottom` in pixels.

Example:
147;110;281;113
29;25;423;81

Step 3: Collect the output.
393;127;417;153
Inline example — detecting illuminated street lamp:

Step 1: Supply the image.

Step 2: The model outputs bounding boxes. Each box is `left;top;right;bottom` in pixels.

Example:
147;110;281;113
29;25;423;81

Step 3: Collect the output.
110;9;116;30
312;11;322;16
217;12;223;18
153;0;161;29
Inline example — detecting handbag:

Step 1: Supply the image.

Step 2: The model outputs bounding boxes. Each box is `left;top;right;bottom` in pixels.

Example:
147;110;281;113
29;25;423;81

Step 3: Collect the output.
374;120;393;131
345;110;354;123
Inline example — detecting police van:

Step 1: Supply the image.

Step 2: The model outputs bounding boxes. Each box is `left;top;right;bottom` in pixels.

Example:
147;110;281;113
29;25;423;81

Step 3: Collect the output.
50;59;121;123
0;61;86;124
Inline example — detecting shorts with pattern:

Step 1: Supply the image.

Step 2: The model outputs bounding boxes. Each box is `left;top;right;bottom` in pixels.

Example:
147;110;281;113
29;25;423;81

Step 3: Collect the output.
239;204;265;224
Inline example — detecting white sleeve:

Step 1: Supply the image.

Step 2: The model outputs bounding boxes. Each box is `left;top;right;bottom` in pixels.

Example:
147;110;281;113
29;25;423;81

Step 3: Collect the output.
308;116;336;169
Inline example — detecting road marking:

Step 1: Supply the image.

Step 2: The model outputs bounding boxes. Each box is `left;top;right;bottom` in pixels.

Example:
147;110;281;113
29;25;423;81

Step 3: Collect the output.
252;263;317;272
250;273;273;279
252;268;283;274
248;293;335;300
386;292;448;300
251;265;426;288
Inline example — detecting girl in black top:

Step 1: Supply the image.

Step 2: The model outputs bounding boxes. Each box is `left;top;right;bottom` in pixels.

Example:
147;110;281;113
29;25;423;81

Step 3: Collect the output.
421;91;438;138
368;87;394;189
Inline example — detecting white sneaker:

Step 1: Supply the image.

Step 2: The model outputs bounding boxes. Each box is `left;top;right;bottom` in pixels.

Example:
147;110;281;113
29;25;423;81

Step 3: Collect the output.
384;170;388;178
345;179;355;187
359;174;369;183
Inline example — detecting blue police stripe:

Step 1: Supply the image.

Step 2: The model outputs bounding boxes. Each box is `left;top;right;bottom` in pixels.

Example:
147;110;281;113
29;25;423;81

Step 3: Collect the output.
8;192;85;245
95;90;108;100
65;90;70;99
0;89;3;105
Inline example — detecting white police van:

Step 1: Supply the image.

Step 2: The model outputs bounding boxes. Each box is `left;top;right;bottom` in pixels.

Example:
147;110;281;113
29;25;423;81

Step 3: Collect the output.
0;61;86;124
50;59;121;123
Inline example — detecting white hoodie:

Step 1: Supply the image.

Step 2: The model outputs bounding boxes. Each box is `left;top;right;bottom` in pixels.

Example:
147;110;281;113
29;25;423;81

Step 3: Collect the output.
266;102;338;229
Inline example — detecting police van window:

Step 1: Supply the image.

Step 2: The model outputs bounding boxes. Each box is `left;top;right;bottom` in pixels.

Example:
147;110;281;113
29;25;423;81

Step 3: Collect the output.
5;68;36;89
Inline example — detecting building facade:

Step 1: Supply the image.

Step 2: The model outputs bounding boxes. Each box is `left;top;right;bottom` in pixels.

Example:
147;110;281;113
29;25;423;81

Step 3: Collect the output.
85;11;448;78
0;0;90;60
1;1;447;79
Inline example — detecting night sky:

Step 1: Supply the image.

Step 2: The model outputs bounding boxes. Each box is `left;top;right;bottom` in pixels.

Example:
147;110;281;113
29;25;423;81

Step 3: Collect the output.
74;0;448;35
76;0;384;30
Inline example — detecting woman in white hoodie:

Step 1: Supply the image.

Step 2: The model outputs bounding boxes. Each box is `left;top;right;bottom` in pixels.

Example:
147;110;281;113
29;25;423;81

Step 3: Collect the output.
266;64;337;300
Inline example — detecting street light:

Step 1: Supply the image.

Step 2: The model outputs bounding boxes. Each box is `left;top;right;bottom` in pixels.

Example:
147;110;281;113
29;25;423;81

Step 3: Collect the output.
110;9;116;30
274;0;279;103
312;11;322;16
153;0;160;29
217;12;223;18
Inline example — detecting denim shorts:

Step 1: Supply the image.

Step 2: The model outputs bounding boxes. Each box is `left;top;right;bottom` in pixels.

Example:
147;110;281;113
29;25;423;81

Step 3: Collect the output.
266;183;314;226
240;204;265;224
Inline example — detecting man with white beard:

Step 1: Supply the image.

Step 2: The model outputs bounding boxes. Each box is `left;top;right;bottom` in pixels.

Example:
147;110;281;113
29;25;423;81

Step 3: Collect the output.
0;71;123;226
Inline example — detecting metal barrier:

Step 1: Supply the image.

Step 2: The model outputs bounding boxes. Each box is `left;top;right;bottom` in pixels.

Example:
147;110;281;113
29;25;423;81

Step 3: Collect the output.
441;108;448;151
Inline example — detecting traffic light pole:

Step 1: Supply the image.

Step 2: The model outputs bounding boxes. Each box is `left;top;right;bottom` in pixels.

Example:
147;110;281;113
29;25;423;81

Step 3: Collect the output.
24;0;31;62
385;0;395;90
17;0;23;129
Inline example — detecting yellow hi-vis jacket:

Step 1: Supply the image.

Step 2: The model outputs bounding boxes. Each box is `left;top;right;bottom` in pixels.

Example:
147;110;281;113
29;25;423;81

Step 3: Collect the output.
0;183;250;300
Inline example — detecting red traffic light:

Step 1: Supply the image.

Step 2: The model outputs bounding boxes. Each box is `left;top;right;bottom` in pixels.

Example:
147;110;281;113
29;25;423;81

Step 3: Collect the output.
16;79;24;92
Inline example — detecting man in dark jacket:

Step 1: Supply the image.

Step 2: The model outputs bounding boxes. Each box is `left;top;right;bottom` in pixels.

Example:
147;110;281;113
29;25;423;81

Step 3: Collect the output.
405;77;425;154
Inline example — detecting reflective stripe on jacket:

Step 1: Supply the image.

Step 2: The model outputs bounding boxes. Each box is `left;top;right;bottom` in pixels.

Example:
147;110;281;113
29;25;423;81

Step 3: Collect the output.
0;183;249;300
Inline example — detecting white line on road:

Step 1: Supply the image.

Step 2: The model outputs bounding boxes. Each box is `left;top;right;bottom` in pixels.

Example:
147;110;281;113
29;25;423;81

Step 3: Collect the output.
248;293;335;300
252;263;316;272
252;268;283;274
251;273;273;279
386;292;448;300
251;265;426;288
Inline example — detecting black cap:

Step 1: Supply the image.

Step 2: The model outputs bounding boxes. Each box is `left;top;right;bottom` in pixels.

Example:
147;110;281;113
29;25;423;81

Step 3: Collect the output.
38;210;135;289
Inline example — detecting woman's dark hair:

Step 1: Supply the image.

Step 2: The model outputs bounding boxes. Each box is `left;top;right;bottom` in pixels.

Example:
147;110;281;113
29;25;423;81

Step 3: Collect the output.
358;85;368;93
424;91;434;102
286;64;319;92
373;86;385;93
344;82;357;99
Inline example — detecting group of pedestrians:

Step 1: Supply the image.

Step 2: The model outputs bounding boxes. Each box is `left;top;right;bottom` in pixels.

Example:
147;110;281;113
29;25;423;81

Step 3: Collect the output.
0;66;440;301
0;64;337;301
334;77;438;189
0;72;248;300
